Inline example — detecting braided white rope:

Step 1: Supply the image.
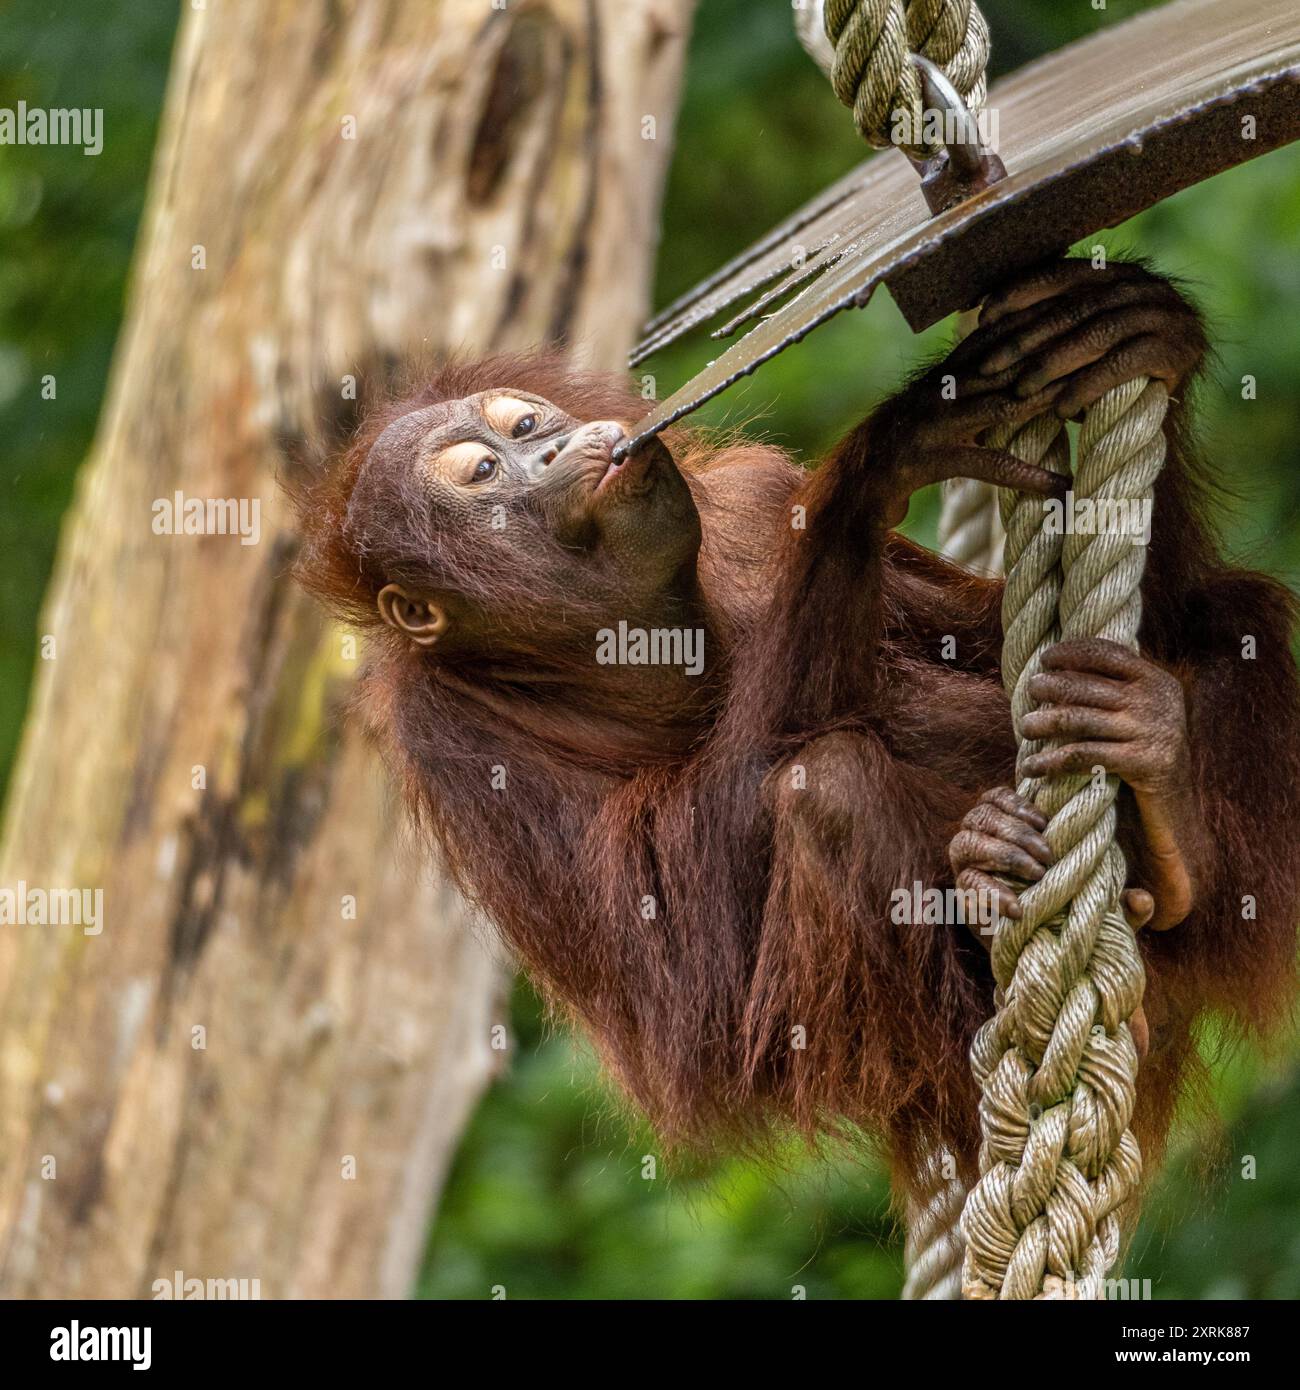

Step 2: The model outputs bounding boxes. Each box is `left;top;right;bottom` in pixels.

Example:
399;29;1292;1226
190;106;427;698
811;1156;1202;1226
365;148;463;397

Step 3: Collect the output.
960;380;1168;1300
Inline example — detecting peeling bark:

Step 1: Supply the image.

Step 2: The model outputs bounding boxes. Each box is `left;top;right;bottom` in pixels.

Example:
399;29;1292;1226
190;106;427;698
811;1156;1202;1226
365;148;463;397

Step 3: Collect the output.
0;0;694;1298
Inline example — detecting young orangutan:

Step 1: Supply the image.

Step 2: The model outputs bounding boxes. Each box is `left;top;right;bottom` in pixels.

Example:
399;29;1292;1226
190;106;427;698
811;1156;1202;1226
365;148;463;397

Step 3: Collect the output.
292;259;1300;1195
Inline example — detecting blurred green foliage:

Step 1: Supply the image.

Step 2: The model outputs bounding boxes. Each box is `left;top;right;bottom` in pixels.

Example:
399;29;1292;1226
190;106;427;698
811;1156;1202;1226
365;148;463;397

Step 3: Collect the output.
415;979;903;1300
3;0;1299;1300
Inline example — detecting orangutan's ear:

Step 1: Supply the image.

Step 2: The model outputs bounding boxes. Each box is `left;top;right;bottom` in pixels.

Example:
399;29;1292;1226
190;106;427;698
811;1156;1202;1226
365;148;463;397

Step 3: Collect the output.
377;583;449;647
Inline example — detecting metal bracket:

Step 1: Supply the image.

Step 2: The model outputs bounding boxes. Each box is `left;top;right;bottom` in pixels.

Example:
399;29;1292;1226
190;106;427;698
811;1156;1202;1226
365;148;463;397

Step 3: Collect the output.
907;54;1007;215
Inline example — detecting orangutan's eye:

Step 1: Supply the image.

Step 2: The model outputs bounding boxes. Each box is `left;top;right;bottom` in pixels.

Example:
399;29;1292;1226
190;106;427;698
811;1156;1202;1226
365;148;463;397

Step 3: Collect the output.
483;395;543;439
432;441;504;487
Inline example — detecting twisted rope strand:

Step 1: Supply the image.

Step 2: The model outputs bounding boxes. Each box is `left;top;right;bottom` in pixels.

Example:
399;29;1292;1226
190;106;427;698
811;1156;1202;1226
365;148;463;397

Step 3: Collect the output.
960;380;1168;1300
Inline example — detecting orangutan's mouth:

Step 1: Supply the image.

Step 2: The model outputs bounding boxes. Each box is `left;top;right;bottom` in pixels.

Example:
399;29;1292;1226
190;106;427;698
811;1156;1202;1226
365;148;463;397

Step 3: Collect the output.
597;451;626;491
598;442;664;497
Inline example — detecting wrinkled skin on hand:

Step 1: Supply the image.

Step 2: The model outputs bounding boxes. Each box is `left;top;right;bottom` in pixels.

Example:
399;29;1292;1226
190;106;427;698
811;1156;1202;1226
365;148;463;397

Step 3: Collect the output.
867;258;1208;526
941;262;1216;1061
949;779;1160;1058
949;637;1208;924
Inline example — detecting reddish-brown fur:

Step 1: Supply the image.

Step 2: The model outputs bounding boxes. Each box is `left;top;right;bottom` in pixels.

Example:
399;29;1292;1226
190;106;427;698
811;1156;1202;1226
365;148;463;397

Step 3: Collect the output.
292;348;1300;1197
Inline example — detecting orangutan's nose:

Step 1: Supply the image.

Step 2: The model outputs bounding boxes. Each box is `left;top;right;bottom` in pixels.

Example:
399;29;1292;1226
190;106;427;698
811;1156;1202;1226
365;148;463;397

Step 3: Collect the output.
533;432;572;468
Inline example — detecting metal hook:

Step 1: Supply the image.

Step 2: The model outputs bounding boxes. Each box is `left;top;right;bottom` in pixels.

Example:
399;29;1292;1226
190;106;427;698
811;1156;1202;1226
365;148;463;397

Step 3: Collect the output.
910;54;985;176
907;53;1007;214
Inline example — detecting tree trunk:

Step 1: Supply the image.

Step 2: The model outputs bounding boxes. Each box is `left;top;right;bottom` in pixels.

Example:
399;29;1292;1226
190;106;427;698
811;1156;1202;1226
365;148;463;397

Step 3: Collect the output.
0;0;693;1299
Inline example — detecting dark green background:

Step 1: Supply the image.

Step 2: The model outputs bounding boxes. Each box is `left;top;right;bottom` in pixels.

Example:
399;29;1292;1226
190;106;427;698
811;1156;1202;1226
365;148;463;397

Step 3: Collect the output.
2;0;1298;1298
